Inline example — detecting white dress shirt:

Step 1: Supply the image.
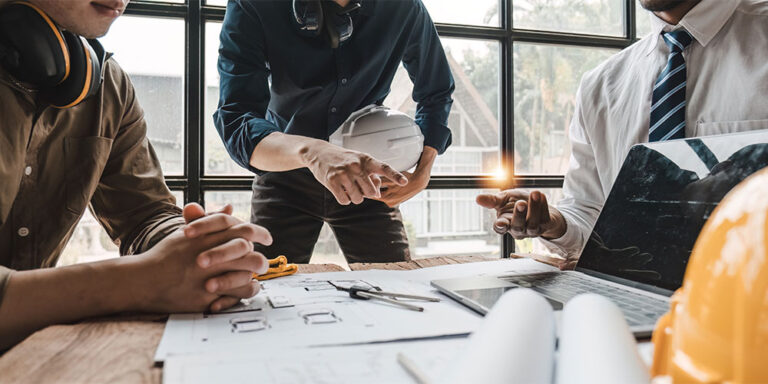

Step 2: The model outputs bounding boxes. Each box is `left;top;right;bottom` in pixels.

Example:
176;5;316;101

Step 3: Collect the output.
539;0;768;259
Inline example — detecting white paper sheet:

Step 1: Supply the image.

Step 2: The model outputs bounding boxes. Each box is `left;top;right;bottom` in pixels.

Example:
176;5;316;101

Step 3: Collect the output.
163;338;467;384
154;259;551;363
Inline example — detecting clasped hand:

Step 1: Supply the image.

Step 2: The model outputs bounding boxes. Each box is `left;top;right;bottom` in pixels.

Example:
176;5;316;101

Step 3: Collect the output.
140;203;271;313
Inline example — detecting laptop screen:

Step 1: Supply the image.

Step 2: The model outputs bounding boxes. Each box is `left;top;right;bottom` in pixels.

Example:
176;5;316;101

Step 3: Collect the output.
576;130;768;293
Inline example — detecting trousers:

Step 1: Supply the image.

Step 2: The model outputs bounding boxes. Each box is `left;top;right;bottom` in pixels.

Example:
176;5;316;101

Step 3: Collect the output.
250;168;411;263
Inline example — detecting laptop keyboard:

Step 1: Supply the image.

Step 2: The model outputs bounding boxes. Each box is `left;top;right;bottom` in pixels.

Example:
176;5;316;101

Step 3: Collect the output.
500;273;669;327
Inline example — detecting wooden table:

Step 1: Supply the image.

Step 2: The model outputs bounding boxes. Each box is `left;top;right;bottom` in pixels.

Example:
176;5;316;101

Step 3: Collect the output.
0;255;493;384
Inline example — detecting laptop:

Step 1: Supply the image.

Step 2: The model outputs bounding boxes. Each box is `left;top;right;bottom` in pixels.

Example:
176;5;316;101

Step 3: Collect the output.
432;130;768;337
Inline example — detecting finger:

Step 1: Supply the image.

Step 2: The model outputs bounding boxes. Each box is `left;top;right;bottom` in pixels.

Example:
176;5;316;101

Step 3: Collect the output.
477;190;527;210
493;217;510;234
209;296;242;313
537;192;552;226
197;238;253;268
327;176;351;205
211;251;269;276
371;175;383;191
219;281;261;299
340;175;365;204
356;175;380;199
526;192;545;235
184;213;241;238
368;159;408;186
201;223;273;254
476;193;502;209
494;211;517;234
509;200;527;234
205;270;254;294
182;203;206;224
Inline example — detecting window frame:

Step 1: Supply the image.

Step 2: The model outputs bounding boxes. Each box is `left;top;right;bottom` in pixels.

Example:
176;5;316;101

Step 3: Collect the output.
124;0;641;258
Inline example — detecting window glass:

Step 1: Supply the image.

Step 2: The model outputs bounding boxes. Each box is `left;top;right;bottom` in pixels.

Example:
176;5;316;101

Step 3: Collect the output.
204;191;252;222
59;191;184;266
513;43;617;175
422;0;500;27
204;22;252;176
635;0;654;38
400;189;501;259
101;16;185;175
513;0;625;37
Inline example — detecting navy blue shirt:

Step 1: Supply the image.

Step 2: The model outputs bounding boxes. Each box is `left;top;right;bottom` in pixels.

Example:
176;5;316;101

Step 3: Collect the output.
214;0;455;174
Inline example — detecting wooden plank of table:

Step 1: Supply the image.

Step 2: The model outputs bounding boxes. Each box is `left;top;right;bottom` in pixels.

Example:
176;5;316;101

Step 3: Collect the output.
349;255;494;271
0;263;346;384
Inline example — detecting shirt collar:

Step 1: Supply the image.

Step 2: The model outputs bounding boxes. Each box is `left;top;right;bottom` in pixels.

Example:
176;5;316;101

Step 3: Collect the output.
643;0;740;56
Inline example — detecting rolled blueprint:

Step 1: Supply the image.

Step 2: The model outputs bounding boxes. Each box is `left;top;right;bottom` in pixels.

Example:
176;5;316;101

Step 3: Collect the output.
556;294;650;384
445;288;556;384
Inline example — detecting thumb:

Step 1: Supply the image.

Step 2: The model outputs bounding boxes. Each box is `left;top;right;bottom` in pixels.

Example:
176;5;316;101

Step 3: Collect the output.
217;204;234;216
182;203;206;224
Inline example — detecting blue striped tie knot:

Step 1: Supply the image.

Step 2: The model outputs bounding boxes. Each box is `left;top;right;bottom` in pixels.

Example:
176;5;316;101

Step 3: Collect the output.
662;30;693;53
649;29;695;142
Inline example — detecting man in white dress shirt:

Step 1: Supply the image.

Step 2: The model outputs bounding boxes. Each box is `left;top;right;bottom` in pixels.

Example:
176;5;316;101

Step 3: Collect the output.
477;0;768;268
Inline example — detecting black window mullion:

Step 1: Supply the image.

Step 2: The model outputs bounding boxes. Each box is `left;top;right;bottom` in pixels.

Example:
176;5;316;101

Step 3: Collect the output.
628;0;638;41
502;0;516;258
185;0;203;205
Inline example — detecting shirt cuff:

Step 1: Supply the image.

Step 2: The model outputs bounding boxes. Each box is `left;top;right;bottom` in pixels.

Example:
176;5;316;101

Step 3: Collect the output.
0;266;13;311
536;216;586;259
241;120;281;175
137;216;186;254
418;120;452;154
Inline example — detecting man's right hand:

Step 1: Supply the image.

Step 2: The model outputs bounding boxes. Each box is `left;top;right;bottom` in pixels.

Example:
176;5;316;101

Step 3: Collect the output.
137;221;271;313
476;190;567;241
301;141;408;205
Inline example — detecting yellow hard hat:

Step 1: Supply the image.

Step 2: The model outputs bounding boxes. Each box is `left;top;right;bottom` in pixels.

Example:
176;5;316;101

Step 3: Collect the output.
651;167;768;383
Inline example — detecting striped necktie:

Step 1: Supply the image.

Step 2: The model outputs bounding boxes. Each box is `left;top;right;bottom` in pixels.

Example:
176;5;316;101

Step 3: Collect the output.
649;30;694;142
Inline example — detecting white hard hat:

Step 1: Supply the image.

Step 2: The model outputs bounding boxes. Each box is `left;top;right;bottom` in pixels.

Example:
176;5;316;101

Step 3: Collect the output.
329;104;424;172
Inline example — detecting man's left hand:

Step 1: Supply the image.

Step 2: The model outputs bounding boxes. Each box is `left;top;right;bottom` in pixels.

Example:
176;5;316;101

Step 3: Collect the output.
375;146;437;207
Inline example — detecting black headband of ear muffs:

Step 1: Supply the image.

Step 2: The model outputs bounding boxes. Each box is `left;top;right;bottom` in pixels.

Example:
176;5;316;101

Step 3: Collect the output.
0;1;107;108
0;1;70;87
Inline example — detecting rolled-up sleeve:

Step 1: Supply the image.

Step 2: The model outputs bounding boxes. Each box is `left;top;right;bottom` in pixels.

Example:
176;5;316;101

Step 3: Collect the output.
0;266;12;309
89;61;184;256
402;0;455;154
537;82;604;259
213;0;281;173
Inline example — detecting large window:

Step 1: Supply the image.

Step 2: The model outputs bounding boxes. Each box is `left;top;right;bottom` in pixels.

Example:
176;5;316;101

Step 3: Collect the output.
62;0;649;265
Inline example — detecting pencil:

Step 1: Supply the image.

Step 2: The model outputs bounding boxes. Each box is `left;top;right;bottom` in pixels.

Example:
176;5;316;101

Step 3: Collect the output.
397;352;432;384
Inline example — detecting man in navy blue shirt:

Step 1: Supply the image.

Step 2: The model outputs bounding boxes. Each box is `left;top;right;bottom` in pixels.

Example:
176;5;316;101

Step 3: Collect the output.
215;0;454;263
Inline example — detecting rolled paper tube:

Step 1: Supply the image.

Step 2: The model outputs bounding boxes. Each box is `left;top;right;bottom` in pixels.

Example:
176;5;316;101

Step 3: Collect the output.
556;294;651;384
445;288;556;384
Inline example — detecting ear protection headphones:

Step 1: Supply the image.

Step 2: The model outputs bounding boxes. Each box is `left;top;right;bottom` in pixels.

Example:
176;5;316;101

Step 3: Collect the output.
292;0;361;48
0;2;108;108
